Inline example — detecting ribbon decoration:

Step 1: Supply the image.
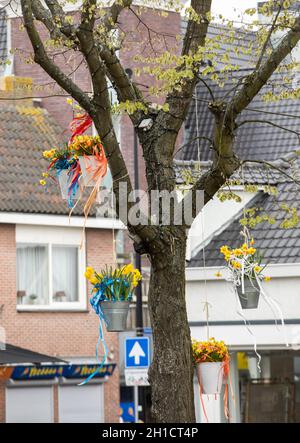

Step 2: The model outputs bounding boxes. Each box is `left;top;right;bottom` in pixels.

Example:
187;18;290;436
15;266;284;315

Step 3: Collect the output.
79;281;132;386
67;160;82;209
80;148;108;246
69;112;93;143
48;156;81;209
78;291;109;386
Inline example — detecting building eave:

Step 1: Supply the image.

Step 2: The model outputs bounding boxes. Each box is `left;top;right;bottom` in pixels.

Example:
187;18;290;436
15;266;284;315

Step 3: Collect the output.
0;211;126;230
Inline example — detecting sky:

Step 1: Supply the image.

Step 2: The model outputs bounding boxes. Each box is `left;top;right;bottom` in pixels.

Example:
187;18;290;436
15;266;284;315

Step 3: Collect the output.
212;0;259;20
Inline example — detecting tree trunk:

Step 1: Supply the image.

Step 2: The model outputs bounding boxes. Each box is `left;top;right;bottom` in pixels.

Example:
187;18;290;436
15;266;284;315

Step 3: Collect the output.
147;226;195;423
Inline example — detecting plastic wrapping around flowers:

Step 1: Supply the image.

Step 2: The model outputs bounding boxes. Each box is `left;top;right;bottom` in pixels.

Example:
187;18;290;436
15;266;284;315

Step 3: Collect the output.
40;112;108;222
80;264;142;385
192;338;234;422
41;148;81;208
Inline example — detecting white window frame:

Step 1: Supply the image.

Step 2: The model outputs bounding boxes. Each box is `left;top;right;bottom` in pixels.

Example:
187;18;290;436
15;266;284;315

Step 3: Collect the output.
16;225;87;311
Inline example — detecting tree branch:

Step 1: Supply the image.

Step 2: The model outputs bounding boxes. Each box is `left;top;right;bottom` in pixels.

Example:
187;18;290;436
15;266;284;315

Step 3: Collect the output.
162;0;212;134
255;2;282;71
228;10;300;118
21;0;92;112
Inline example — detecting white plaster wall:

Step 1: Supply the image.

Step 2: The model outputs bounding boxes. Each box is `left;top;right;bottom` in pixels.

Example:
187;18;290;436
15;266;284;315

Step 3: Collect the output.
186;264;300;348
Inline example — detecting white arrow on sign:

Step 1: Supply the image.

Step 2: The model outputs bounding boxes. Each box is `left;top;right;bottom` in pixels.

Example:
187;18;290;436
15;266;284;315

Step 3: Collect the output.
129;341;146;365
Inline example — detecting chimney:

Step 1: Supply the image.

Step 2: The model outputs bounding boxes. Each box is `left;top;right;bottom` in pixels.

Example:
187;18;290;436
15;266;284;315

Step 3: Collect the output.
0;75;33;106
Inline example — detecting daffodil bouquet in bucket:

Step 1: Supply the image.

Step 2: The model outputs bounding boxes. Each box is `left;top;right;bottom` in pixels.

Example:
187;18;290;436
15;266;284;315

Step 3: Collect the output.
85;264;142;332
41;147;81;207
220;240;269;309
192;338;230;395
69;135;107;188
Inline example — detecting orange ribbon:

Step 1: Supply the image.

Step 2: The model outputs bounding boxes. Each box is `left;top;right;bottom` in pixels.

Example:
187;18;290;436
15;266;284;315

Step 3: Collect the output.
80;147;108;247
69;113;93;143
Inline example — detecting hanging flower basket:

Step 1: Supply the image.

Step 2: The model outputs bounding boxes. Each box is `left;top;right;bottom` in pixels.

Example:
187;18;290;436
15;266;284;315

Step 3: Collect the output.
57;168;80;200
236;276;260;309
196;361;223;395
69;135;107;187
192;338;229;395
220;239;270;310
41;148;81;208
100;300;131;332
85;264;142;332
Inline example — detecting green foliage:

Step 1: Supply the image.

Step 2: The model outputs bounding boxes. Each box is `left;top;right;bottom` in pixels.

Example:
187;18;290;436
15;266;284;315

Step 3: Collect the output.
239;207;276;228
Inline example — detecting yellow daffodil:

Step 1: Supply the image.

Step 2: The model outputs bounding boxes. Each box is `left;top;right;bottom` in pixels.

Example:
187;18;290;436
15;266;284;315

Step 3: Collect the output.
254;265;262;273
42;172;49;178
220;245;229;255
122;263;135;275
39;179;46;186
264;276;271;282
232;261;242;269
89;276;99;285
84;266;94;279
215;271;222;278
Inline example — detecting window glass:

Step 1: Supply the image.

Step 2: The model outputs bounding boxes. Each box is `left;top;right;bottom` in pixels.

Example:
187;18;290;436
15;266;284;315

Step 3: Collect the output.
52;245;78;302
16;245;49;305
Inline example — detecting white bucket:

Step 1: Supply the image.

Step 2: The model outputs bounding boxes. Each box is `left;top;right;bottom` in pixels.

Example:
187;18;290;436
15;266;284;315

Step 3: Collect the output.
57;169;80;200
196;362;223;395
79;156;100;187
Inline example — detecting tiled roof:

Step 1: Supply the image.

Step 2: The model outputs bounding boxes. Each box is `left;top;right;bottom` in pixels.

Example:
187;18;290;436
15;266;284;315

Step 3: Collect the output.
189;180;300;267
181;69;300;162
181;23;258;69
0;104;91;216
174;159;290;186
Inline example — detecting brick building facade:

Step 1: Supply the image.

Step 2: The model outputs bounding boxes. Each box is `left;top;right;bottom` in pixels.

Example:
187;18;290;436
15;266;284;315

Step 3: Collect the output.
0;3;182;423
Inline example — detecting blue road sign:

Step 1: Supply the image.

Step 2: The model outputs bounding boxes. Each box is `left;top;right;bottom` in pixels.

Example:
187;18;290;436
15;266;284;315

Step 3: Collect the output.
125;337;150;369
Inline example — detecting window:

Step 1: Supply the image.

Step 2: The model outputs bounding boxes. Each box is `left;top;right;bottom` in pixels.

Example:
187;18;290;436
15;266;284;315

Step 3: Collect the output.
16;226;86;310
17;244;49;305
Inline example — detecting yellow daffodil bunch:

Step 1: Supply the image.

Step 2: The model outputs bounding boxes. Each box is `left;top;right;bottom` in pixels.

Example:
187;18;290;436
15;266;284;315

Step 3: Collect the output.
220;240;270;282
84;264;142;301
69;135;104;156
41;146;77;187
43;148;57;160
192;338;229;364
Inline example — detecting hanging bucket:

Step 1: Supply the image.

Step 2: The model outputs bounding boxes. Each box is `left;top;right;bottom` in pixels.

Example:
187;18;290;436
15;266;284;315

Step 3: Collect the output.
100;301;130;332
79;156;99;187
57;169;80;200
237;276;260;309
197;362;223;395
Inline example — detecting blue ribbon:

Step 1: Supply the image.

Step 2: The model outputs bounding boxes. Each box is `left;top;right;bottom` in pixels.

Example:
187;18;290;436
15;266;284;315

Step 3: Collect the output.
78;303;109;386
55;158;79;209
79;280;132;386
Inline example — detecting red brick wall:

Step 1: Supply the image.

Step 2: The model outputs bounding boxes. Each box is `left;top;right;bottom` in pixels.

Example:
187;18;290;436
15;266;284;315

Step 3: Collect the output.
11;8;182;190
11;17;90;136
0;224;119;423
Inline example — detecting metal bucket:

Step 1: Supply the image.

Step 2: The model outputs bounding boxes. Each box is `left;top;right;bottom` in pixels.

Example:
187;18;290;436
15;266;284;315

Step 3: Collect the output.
237;277;260;309
100;301;130;332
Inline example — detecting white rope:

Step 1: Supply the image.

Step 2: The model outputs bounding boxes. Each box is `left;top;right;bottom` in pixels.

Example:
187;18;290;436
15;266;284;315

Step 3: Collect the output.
195;87;210;340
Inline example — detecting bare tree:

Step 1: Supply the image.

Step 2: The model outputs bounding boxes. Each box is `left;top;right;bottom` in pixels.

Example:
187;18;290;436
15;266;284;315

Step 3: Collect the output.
18;0;300;422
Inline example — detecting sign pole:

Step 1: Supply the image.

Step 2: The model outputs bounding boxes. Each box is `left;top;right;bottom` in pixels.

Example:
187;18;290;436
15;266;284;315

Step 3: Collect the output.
134;385;139;423
134;128;144;422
